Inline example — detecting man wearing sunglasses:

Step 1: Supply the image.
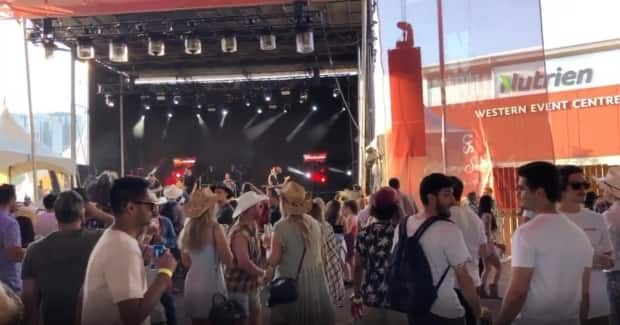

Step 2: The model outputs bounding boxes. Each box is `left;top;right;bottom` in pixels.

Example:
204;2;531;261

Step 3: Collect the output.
82;177;178;325
559;165;614;325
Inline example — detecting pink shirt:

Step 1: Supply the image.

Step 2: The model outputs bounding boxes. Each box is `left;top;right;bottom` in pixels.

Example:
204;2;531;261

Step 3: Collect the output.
35;211;58;238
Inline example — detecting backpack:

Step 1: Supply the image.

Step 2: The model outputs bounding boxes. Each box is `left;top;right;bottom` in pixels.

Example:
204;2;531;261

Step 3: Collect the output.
387;215;453;315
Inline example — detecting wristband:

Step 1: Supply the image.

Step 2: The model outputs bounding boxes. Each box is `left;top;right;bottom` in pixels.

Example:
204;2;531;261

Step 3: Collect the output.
158;268;173;279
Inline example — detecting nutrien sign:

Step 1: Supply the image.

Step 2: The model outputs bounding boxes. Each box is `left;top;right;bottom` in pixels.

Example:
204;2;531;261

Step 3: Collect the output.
499;67;594;93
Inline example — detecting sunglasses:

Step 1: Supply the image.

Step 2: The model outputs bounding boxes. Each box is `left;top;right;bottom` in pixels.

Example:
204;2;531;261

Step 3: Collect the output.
132;200;157;209
569;181;590;190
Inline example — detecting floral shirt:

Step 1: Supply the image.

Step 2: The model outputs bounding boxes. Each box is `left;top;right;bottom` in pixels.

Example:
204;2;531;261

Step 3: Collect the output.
355;221;395;308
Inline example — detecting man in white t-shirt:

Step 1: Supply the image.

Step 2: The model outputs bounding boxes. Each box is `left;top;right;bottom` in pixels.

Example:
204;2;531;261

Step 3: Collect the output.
558;165;614;325
448;176;487;325
82;177;177;325
393;173;487;324
497;161;594;325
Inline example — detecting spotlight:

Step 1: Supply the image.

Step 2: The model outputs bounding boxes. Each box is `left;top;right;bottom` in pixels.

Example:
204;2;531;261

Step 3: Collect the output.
195;113;200;118
221;109;229;116
311;105;318;112
341;107;346;112
173;96;181;105
221;34;238;53
257;108;263;114
259;32;277;51
184;32;202;55
283;109;288;114
346;170;352;176
144;104;151;111
296;27;314;54
305;172;312;179
332;88;339;98
109;38;128;63
245;100;251;107
196;104;202;109
76;37;95;60
263;89;272;102
167;112;173;118
148;34;166;56
105;94;115;107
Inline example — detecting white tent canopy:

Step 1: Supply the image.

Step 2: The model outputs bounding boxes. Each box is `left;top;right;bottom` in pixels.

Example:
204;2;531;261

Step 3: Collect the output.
0;108;76;176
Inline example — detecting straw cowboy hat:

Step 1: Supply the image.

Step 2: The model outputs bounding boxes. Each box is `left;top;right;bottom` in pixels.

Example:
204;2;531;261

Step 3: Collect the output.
183;188;217;219
163;185;184;201
597;167;620;198
232;191;269;219
280;181;313;216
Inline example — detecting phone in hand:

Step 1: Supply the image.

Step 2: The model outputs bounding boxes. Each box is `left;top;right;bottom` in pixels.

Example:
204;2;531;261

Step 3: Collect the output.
152;244;166;258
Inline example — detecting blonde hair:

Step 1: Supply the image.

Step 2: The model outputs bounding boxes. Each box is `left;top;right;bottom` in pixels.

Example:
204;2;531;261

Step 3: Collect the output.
281;201;312;247
0;284;21;325
178;207;216;252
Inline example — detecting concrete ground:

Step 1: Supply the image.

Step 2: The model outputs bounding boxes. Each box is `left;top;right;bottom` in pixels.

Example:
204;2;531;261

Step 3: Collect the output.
170;261;510;325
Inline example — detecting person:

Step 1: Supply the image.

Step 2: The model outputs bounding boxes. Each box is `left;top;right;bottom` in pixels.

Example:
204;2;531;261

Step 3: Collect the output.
448;176;488;325
308;198;345;307
341;200;359;285
73;187;115;231
226;191;271;325
147;173;163;197
267;188;282;225
585;191;598;211
223;173;238;197
34;193;58;239
596;166;620;325
392;173;485;325
81;177;178;325
178;188;233;325
268;166;283;187
21;190;104;325
388;177;418;217
466;192;478;214
558;165;614;325
357;196;371;230
326;200;347;275
0;184;24;294
478;195;502;299
183;168;197;195
351;187;407;324
0;282;22;325
213;184;235;227
496;161;594;325
266;181;335;325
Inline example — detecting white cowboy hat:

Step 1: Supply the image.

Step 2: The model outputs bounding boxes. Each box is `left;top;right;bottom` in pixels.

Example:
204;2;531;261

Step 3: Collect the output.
596;167;620;198
232;191;268;220
163;185;184;201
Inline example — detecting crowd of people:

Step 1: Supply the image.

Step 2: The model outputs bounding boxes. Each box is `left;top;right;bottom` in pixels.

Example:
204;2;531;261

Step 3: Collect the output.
1;160;620;325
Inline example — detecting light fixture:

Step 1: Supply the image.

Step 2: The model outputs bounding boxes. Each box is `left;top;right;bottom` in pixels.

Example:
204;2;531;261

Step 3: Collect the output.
184;32;202;55
296;27;314;54
283;109;288;114
221;109;229;116
311;105;318;111
109;38;128;63
195;113;201;118
196;104;202;109
259;32;277;51
257;108;263;114
341;107;346;112
245;100;251;107
76;37;95;60
332;88;339;98
167;111;173;118
263;89;272;102
105;94;115;107
346;170;352;176
144;104;151;111
221;34;238;53
305;172;312;179
172;95;181;105
299;89;308;104
148;34;166;56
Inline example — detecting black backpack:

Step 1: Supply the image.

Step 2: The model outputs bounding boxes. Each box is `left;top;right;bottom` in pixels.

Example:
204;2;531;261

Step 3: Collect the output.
387;215;453;315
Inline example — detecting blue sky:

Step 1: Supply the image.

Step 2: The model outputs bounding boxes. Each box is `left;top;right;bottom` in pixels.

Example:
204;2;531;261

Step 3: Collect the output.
379;0;545;65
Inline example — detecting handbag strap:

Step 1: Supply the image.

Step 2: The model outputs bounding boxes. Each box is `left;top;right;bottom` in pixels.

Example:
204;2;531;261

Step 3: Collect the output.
294;244;306;281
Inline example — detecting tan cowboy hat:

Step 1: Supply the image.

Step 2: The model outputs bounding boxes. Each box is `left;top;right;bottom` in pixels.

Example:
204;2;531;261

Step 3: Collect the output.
182;188;217;219
163;185;184;201
596;167;620;198
232;191;269;219
280;181;312;216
